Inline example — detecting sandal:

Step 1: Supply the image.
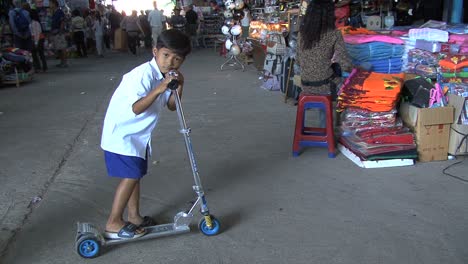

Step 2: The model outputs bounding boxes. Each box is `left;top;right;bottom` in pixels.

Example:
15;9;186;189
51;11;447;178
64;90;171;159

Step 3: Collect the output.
104;222;147;240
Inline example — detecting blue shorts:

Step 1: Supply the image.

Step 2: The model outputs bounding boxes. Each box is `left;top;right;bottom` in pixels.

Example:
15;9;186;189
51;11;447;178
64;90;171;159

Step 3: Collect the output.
104;151;148;179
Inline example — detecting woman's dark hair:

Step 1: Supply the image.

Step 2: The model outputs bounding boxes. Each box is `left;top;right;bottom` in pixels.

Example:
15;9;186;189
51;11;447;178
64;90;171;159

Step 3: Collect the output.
299;0;336;49
156;29;191;57
72;9;80;16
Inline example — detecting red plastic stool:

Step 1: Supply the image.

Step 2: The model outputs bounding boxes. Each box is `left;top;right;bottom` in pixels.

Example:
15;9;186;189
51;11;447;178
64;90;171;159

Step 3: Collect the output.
292;94;336;158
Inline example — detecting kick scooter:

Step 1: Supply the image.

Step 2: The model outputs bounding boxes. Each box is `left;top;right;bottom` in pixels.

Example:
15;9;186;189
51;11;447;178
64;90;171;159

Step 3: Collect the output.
75;75;221;259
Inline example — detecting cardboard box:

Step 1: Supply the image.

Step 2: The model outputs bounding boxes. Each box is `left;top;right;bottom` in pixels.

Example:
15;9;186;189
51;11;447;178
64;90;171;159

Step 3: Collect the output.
400;103;454;162
113;29;128;51
448;94;468;155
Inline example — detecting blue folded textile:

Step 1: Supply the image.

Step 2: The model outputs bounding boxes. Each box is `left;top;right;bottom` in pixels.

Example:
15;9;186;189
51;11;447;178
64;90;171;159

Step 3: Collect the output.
353;58;403;74
346;42;405;62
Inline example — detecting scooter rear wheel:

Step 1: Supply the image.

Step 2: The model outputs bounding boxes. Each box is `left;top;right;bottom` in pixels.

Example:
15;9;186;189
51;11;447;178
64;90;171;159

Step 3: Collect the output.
199;215;221;236
76;235;101;258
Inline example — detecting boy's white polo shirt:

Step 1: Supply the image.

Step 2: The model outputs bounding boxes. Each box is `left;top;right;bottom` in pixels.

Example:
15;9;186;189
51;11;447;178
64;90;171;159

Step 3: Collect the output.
101;58;171;159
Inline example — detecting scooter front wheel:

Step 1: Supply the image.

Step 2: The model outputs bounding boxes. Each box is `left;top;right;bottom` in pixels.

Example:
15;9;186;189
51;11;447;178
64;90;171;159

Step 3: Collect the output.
76;235;101;258
199;215;221;236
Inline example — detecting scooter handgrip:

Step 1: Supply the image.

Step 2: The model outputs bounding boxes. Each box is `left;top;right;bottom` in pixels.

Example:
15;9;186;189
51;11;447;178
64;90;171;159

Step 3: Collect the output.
168;79;179;90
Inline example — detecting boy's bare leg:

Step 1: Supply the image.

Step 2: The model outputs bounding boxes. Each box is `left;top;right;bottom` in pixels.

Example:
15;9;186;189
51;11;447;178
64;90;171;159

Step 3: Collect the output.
127;181;144;225
106;178;144;233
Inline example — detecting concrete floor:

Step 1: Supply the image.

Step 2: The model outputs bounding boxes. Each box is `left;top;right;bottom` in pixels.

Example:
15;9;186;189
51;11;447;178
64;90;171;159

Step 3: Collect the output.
0;49;467;264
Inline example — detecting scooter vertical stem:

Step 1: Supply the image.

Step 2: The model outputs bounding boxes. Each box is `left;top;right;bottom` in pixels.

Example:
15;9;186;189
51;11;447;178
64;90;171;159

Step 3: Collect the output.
172;89;210;215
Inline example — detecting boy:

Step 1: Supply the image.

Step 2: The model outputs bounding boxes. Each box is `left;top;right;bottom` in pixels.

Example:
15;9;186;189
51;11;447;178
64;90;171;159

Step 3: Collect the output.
101;29;191;239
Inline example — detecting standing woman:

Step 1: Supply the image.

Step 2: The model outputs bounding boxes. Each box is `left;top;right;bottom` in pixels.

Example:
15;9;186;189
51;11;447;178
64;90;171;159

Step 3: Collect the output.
30;9;47;72
94;12;105;57
50;0;68;67
240;6;251;39
71;9;87;57
297;0;351;98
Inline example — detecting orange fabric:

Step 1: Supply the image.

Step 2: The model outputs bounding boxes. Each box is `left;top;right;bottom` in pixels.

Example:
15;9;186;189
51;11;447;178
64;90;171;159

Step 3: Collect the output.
337;69;404;112
339;26;377;35
439;55;468;70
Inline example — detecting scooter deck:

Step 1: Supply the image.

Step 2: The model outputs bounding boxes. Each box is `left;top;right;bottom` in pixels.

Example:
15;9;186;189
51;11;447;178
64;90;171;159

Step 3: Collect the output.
104;223;191;245
77;222;191;246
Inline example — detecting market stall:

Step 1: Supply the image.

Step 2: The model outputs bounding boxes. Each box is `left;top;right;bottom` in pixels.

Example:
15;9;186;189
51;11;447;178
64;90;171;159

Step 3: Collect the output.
234;0;467;166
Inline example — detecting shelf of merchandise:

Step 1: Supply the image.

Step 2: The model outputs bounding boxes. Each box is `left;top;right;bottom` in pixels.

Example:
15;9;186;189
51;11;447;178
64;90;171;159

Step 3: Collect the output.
201;14;225;48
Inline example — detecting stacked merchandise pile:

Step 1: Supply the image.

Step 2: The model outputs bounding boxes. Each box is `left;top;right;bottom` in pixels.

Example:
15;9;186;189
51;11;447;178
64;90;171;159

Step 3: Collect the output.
445;28;468;134
405;48;444;79
337;68;417;162
337;68;404;112
404;27;455;79
438;55;468;127
449;34;468;54
0;48;33;85
400;35;415;73
341;27;405;74
439;55;468;81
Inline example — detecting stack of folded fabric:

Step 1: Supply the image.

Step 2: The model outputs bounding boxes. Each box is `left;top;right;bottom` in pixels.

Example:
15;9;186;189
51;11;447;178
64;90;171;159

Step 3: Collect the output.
339;126;417;161
336;68;405;112
405;48;445;79
337;68;417;161
448;34;468;54
439;54;468;79
344;34;405;73
340;108;400;133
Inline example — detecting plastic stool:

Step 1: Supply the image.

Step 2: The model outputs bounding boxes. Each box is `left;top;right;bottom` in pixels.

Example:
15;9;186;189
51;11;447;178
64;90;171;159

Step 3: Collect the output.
292;94;336;158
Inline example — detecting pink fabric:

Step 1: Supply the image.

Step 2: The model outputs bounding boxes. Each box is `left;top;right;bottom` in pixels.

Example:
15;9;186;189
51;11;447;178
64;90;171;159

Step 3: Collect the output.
449;34;468;54
449;34;468;45
344;34;405;45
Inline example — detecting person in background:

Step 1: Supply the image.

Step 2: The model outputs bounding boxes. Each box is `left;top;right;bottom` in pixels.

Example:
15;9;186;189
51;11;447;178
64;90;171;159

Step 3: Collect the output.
29;9;47;72
160;9;167;30
108;6;122;47
84;10;96;54
296;0;351;98
240;5;251;39
139;10;151;48
8;0;32;51
148;1;164;46
71;9;87;57
121;10;144;55
209;0;221;13
49;0;68;67
94;11;105;57
169;7;185;32
184;5;198;47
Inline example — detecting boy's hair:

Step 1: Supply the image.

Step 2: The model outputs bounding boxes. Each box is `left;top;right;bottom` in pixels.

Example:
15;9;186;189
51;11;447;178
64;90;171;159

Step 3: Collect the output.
156;29;192;57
